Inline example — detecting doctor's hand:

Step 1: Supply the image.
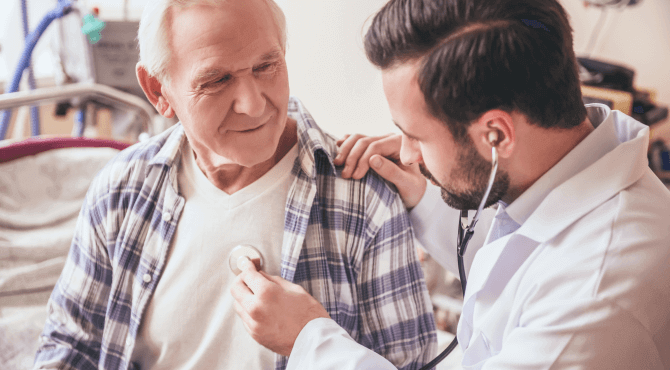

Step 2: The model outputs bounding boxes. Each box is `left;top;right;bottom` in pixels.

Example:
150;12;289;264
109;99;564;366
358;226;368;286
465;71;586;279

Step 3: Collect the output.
230;259;330;357
335;133;427;209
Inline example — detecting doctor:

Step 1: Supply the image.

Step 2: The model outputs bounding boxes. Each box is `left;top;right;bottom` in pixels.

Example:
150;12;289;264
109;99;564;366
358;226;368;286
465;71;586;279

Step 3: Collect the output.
231;0;670;368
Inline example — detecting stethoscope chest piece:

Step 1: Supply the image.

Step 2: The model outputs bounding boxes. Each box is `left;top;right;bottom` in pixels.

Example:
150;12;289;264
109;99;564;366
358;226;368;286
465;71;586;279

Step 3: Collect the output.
228;245;264;275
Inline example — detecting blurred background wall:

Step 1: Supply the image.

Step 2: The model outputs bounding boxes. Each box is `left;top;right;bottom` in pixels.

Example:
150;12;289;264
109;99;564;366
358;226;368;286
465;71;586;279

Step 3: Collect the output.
1;0;668;138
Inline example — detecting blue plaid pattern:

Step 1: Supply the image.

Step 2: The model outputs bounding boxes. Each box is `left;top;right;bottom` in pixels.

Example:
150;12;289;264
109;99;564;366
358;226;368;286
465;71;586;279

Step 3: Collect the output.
34;97;436;370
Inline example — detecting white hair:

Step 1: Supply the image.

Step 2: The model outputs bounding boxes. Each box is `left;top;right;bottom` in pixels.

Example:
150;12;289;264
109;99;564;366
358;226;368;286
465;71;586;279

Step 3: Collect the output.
137;0;287;85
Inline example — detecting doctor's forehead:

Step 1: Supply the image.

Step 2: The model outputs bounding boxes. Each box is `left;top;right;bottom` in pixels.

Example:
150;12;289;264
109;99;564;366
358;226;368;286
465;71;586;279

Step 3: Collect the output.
382;61;440;135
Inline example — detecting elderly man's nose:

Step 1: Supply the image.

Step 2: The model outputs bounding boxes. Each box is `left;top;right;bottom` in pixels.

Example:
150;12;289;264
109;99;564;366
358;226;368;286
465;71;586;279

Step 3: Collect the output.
233;78;266;117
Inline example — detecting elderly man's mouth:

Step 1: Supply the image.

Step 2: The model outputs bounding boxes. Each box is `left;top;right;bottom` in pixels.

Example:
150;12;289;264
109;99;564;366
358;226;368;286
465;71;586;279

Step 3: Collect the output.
235;124;265;133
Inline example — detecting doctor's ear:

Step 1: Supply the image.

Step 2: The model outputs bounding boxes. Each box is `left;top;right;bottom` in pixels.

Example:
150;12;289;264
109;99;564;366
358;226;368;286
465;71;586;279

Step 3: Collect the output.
471;109;515;158
136;63;175;119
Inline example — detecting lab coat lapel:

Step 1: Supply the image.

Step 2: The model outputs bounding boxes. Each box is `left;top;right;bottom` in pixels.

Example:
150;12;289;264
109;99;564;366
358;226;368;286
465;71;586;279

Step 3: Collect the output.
459;233;539;349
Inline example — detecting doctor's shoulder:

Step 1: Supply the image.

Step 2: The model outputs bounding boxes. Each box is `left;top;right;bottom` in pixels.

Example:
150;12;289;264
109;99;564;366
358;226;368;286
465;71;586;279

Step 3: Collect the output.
513;172;670;368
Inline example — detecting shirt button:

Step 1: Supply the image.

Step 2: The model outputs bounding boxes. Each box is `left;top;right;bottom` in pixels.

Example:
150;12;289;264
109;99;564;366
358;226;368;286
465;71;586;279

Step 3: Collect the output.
126;337;132;346
162;212;172;222
143;274;152;283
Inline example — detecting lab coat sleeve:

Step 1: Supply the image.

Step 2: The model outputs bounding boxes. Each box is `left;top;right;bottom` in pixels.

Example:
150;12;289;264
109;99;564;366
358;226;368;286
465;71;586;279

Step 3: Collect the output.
408;183;494;278
287;318;397;370
33;174;112;370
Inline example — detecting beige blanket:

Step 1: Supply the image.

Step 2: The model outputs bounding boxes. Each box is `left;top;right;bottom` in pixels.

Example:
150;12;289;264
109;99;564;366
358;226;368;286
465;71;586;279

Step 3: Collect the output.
0;146;120;369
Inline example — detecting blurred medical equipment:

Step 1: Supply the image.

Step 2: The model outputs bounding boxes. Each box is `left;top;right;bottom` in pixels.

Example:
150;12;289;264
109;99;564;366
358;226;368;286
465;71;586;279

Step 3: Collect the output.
229;245;265;275
0;3;168;367
419;135;499;370
0;0;74;139
579;57;668;125
1;0;171;142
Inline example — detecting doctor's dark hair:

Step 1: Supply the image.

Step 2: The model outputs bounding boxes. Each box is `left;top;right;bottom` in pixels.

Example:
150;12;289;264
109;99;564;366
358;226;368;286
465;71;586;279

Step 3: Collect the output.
364;0;587;141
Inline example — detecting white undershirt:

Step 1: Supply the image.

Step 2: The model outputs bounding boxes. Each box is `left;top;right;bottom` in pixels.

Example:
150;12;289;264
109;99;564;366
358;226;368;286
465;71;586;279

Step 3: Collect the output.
130;140;298;370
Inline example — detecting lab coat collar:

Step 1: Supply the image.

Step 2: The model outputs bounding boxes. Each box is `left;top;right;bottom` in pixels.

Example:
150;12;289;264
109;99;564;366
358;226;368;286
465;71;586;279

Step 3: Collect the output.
517;105;650;243
505;104;622;227
459;105;651;350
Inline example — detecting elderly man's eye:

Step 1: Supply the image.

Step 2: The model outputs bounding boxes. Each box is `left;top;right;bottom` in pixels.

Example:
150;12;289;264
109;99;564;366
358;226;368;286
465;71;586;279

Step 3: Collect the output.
255;63;273;71
254;62;278;78
215;75;232;84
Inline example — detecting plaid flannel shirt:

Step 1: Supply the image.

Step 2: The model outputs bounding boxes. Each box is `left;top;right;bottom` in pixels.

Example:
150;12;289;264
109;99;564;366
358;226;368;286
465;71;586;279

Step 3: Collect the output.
34;97;436;370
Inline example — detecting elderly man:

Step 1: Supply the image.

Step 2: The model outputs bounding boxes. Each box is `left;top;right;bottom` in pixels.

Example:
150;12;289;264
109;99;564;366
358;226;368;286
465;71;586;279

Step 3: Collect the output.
32;0;436;369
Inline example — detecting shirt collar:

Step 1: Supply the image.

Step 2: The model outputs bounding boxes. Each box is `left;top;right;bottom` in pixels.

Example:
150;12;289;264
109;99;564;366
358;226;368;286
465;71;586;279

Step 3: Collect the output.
288;96;338;178
505;104;622;226
146;123;186;169
145;97;337;178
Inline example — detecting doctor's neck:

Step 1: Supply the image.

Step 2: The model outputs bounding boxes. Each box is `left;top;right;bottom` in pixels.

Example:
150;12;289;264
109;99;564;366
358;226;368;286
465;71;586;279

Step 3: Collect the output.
500;116;594;204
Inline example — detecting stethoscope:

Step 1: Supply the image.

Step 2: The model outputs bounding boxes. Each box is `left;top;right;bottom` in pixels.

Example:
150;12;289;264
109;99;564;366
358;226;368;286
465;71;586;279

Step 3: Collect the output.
228;135;500;370
229;244;264;275
419;134;499;370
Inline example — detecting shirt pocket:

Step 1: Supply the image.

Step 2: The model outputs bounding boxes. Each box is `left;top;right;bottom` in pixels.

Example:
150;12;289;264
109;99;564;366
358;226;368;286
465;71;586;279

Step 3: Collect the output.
461;331;493;370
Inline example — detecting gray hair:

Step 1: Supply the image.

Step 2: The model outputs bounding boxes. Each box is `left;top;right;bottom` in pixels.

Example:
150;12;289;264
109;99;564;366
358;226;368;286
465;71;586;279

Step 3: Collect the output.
137;0;287;85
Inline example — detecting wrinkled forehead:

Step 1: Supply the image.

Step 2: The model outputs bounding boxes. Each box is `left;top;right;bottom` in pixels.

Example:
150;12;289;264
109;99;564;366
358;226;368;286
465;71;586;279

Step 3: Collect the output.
165;0;282;45
165;0;283;75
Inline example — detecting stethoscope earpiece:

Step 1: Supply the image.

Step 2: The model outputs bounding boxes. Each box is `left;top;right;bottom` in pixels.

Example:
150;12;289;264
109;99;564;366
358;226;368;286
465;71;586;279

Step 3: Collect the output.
488;131;499;146
229;245;264;275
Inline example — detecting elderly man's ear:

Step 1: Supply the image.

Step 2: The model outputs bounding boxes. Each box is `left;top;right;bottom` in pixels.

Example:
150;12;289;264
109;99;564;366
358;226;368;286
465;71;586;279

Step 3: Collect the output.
136;64;175;119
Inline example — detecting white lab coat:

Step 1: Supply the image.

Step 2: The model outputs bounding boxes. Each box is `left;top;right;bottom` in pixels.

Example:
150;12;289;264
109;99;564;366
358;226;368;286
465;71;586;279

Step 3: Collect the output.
287;105;670;369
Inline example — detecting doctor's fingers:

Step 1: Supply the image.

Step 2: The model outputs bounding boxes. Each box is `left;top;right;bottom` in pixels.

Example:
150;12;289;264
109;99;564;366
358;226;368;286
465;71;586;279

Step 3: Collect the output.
370;156;427;209
231;277;282;325
233;299;269;343
334;133;363;166
262;272;311;295
335;134;350;147
350;134;402;179
343;134;397;179
231;268;273;301
336;134;393;176
233;300;254;330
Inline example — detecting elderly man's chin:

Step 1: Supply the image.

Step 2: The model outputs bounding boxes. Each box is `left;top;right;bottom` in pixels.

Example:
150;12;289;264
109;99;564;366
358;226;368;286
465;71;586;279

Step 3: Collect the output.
214;122;287;168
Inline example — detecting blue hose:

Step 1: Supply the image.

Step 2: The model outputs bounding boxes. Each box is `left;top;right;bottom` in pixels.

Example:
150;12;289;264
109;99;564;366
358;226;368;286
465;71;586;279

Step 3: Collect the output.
21;0;41;137
74;106;85;137
0;0;73;140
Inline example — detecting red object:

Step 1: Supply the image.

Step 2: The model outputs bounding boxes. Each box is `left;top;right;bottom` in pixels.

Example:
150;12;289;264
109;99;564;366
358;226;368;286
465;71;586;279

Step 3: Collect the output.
0;137;130;164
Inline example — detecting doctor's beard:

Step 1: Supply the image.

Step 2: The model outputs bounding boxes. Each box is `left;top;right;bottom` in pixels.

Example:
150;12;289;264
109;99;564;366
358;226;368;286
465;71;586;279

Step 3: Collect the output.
419;139;509;211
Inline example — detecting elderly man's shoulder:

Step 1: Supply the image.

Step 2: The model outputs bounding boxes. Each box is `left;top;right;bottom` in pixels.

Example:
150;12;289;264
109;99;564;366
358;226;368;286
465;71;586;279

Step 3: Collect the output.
92;124;182;190
318;132;404;212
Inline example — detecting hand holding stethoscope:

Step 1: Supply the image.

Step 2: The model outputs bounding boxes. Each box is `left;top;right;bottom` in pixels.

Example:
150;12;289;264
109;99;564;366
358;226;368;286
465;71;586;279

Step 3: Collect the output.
230;132;500;369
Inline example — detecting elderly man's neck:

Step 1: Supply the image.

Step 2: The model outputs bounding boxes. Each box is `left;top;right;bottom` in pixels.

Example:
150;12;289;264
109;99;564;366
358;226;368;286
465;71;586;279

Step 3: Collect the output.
191;118;298;195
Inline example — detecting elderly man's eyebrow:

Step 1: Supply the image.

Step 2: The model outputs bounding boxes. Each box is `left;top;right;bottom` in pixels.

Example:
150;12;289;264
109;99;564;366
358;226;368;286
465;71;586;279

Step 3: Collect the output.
258;49;283;62
194;69;225;85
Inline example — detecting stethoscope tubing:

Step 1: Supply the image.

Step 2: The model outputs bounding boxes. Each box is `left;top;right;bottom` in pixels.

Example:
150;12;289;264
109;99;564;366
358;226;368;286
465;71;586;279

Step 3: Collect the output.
418;145;498;370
